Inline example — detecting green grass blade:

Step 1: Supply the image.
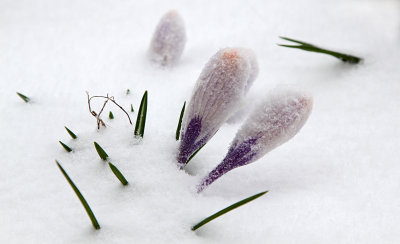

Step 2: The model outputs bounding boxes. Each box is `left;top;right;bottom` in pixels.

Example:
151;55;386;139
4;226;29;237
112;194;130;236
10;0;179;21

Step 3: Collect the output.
108;162;128;185
16;92;30;103
64;126;77;139
277;44;302;48
134;91;148;138
109;111;114;119
185;129;218;166
56;160;100;230
94;142;108;160
192;190;268;231
279;36;315;47
278;36;362;64
59;141;72;152
131;104;134;113
175;101;186;141
185;143;206;166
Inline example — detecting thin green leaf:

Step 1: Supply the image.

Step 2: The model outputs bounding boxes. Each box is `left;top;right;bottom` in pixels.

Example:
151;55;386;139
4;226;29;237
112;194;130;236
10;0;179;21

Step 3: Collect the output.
108;162;128;185
131;104;134;113
279;36;315;47
59;141;72;152
278;36;362;64
192;190;268;231
109;111;114;119
134;91;148;138
16;92;30;103
56;160;100;230
65;126;77;139
185;129;218;166
185;143;206;166
94;142;108;161
175;101;186;141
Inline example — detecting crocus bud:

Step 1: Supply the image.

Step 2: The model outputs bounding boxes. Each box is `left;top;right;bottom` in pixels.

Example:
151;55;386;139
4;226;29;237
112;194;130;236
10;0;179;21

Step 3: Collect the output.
240;48;259;93
226;48;258;123
178;48;257;167
197;90;313;192
149;10;186;66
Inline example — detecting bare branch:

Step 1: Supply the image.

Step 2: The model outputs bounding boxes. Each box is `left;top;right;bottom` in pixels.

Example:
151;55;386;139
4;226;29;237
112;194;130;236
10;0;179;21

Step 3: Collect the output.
86;92;133;130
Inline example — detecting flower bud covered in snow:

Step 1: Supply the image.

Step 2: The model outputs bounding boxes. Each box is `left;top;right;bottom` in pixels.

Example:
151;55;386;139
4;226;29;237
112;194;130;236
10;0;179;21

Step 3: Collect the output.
149;10;186;66
177;48;258;167
226;48;258;123
241;48;259;93
197;90;313;192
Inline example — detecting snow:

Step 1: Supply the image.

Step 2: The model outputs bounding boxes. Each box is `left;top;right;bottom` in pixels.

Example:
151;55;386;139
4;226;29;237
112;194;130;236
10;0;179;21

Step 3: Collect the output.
1;0;400;243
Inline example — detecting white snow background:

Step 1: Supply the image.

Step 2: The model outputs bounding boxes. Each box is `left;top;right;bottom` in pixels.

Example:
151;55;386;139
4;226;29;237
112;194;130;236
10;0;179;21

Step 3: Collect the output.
1;0;400;243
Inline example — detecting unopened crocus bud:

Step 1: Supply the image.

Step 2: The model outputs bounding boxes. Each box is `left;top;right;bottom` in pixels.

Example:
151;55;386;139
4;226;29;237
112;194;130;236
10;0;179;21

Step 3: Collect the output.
178;48;258;167
197;90;313;192
240;48;259;93
149;10;186;66
226;48;258;123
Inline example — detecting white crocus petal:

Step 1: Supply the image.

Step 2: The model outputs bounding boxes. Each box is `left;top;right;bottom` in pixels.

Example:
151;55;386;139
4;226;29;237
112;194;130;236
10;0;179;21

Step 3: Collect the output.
149;10;186;66
197;89;313;192
178;48;258;166
235;89;313;163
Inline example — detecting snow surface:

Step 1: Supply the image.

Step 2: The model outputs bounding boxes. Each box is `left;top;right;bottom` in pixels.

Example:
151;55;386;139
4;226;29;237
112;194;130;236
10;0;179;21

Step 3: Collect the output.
1;0;400;243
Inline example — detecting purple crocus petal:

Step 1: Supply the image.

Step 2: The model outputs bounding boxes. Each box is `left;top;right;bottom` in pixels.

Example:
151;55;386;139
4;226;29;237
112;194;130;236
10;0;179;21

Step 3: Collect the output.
149;10;186;66
197;89;313;192
177;116;207;165
178;48;256;166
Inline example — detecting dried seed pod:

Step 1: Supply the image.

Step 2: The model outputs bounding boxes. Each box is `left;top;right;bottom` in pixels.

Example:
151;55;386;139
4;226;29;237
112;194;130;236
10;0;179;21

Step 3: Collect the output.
149;10;186;66
197;89;313;192
177;48;256;167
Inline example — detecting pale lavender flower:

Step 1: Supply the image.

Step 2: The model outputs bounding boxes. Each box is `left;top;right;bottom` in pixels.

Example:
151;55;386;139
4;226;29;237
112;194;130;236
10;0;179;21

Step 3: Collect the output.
149;10;186;66
197;90;313;192
226;48;258;123
240;48;259;93
177;48;258;167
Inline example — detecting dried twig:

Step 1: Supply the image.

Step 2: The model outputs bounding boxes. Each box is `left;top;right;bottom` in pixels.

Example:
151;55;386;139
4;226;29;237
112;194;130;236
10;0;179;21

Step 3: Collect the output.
86;92;132;129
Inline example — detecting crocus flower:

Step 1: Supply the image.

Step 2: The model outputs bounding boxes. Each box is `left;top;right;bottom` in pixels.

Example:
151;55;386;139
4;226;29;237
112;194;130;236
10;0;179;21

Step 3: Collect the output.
177;48;258;167
197;89;313;192
149;10;186;66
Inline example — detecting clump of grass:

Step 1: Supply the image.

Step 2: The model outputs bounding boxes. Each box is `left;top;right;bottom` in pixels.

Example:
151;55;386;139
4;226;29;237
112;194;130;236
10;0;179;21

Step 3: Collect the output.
108;162;128;185
65;126;77;139
278;36;362;64
94;142;108;160
134;91;148;138
16;92;30;103
56;160;100;230
175;101;186;141
59;141;72;152
109;111;114;119
191;190;268;231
